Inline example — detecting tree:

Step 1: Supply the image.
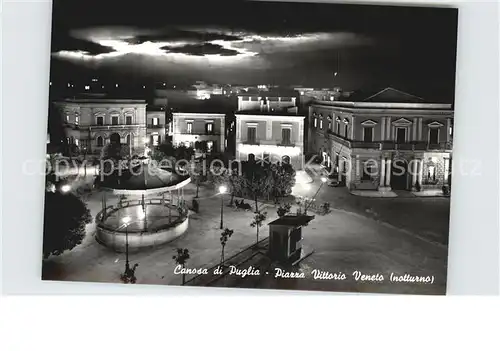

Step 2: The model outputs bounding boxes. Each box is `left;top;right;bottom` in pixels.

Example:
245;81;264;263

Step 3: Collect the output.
173;248;190;285
250;211;267;244
277;203;292;217
189;160;206;198
219;228;234;266
211;167;244;205
43;191;92;259
272;163;296;202
241;161;273;212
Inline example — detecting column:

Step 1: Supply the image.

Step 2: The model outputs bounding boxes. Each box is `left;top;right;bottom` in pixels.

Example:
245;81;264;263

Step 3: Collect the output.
177;188;180;206
381;118;386;141
418;118;423;140
446;118;451;143
385;159;391;187
379;158;386;188
418;159;424;184
411;159;418;187
412;118;418;141
386;118;392;140
168;190;172;223
220;118;225;152
444;158;450;183
350;117;355;140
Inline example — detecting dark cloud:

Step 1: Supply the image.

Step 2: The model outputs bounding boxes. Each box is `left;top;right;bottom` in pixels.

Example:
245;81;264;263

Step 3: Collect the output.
51;34;115;55
161;43;239;56
124;29;242;45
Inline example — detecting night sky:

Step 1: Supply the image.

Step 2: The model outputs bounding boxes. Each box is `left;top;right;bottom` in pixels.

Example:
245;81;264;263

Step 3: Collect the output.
49;0;459;102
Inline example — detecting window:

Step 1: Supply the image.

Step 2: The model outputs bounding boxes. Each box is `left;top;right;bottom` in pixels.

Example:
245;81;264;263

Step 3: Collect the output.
187;122;193;134
112;116;119;125
429;128;439;144
126;116;132;125
313;118;317;128
282;128;291;145
206;122;213;134
96;136;104;147
344;124;348;138
96;116;103;126
74;139;79;146
328;122;332;130
126;134;131;146
152;117;159;126
152;134;159;146
319;119;323;129
396;128;406;143
206;141;214;152
336;121;340;135
363;127;373;142
65;115;69;123
75;113;79;125
247;126;257;143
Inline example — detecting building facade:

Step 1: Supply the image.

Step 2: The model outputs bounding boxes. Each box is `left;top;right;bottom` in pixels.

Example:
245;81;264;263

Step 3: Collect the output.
171;113;225;154
53;99;149;157
235;113;305;170
146;110;167;147
237;93;298;114
308;88;454;191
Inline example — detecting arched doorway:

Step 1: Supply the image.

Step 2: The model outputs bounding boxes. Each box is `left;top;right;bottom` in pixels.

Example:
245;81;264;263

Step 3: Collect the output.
391;158;409;190
109;133;121;145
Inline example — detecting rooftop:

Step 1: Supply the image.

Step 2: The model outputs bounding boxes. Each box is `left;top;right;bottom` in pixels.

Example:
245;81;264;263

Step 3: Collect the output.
268;215;316;227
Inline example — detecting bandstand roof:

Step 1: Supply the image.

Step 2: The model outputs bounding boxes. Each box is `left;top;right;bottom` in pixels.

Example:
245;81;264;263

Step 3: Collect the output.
99;164;190;195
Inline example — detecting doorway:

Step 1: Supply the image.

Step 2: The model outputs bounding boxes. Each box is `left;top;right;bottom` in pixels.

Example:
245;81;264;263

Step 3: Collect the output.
391;158;409;190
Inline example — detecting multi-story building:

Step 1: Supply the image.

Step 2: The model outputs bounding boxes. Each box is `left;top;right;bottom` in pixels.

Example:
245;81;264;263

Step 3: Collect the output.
235;111;305;170
52;98;167;157
308;87;454;191
171;113;225;154
146;109;167;147
237;91;298;114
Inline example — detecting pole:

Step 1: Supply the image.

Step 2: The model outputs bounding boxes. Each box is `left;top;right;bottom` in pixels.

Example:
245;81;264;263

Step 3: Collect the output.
125;225;130;273
305;182;324;213
220;193;224;229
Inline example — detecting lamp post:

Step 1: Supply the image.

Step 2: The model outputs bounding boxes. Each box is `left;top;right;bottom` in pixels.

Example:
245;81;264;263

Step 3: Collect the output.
122;216;131;273
60;184;71;194
219;185;227;229
304;177;327;213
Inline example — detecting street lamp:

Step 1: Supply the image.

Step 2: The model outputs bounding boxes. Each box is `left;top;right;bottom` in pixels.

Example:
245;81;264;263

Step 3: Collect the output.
219;185;227;229
60;184;71;193
305;177;327;213
122;216;131;273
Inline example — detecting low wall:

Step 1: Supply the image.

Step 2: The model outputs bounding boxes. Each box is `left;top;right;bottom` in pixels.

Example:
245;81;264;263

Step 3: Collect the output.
96;216;189;252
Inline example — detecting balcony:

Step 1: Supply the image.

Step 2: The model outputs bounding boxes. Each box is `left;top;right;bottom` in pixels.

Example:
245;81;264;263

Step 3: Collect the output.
178;132;221;136
277;142;296;147
326;133;453;152
241;140;260;146
147;124;164;129
89;124;143;129
381;141;452;151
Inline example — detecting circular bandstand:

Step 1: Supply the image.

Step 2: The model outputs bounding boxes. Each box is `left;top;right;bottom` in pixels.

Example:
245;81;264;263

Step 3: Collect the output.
95;161;191;252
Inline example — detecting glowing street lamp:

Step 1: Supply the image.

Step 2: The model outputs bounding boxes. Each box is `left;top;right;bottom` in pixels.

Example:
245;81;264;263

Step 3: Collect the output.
60;184;71;193
122;216;131;273
219;185;227;229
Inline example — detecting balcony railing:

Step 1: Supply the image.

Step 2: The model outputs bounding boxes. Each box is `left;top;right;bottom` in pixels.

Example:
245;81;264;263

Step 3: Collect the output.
241;140;260;145
147;124;164;128
89;124;142;128
177;132;221;136
276;142;296;147
326;131;453;151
